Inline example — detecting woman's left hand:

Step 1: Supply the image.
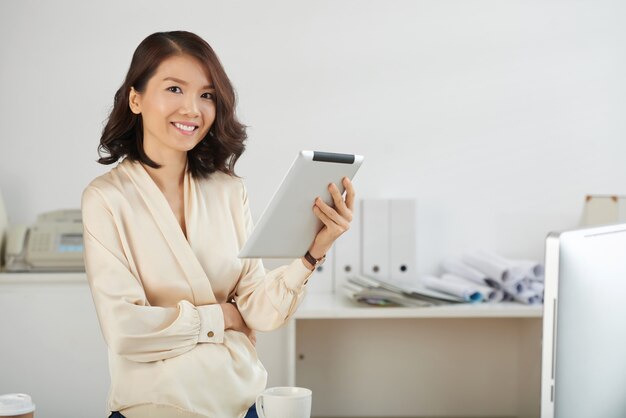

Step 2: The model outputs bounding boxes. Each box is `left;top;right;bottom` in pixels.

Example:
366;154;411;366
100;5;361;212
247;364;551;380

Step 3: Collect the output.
308;177;356;260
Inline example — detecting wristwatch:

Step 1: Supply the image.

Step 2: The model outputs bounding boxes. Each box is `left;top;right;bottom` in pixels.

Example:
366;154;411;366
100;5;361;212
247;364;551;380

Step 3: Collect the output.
304;250;326;270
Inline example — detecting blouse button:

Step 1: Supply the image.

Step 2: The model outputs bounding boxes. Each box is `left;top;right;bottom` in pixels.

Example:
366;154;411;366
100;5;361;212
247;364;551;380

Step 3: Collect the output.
207;331;215;338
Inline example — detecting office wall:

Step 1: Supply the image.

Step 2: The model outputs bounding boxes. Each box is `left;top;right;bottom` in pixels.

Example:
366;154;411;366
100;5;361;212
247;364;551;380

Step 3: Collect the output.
1;0;625;411
2;0;626;271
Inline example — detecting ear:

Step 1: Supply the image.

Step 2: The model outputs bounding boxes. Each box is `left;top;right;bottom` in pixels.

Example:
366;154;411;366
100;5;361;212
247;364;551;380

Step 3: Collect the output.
129;86;141;115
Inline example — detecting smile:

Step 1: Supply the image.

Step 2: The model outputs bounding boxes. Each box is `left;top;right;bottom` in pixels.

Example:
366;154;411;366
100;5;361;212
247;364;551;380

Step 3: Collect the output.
171;122;198;135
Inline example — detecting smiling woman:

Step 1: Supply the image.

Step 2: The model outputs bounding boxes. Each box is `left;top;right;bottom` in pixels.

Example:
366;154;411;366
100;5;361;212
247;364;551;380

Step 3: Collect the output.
127;55;217;170
98;31;247;179
82;30;356;418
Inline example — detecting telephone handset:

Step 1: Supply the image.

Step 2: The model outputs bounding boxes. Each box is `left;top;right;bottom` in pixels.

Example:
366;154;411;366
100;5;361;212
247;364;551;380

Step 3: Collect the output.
3;209;85;272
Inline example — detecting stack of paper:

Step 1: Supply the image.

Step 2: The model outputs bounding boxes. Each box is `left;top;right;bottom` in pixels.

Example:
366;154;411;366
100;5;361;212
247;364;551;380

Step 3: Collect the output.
343;274;463;307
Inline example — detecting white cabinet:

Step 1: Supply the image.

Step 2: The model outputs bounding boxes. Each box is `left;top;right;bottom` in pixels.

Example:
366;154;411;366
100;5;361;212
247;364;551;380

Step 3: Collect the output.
0;273;109;418
289;293;543;418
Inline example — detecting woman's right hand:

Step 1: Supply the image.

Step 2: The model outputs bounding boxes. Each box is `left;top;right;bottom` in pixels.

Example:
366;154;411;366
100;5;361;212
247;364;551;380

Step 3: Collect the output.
220;302;256;346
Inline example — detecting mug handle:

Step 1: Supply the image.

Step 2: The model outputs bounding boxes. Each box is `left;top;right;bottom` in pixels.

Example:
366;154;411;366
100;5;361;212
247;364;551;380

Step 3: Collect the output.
255;394;265;418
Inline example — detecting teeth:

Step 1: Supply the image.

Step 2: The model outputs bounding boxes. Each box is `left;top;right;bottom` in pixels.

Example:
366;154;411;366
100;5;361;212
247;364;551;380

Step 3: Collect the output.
174;122;196;132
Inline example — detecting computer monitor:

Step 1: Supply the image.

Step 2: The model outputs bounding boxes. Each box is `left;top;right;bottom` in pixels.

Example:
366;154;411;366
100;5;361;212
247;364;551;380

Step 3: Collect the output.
541;223;626;417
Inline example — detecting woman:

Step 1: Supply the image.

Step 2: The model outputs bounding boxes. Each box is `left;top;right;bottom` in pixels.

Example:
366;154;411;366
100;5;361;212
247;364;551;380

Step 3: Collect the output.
81;31;355;418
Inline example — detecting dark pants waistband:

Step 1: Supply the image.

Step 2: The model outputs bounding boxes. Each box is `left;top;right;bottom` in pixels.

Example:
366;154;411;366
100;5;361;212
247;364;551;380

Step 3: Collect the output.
108;405;258;418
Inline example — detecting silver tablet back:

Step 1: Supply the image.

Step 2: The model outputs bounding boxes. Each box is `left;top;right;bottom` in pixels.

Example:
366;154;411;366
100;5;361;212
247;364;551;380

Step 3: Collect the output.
541;223;626;417
239;150;363;258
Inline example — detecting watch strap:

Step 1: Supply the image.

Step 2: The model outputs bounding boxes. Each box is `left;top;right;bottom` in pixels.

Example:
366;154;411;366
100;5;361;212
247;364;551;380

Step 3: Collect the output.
304;250;325;268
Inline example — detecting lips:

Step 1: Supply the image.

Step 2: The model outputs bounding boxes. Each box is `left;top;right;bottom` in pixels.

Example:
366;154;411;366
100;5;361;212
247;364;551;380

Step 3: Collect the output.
171;122;199;135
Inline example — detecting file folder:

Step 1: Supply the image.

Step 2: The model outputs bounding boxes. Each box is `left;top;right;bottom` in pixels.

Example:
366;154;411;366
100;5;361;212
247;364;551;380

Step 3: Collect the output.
389;199;416;282
360;199;389;281
333;203;361;293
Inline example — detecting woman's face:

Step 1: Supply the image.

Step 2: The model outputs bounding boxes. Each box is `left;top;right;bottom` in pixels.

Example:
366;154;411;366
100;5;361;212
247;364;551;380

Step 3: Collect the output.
129;54;216;162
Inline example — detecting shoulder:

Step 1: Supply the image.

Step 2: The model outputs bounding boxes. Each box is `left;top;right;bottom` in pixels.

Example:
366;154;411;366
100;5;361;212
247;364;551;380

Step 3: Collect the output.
81;160;131;211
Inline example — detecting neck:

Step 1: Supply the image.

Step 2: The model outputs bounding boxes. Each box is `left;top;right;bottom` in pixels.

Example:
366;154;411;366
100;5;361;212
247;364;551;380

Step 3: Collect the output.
141;151;187;194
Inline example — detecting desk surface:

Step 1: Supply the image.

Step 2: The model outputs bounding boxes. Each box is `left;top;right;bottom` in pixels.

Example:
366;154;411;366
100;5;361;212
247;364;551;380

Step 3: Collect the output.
0;272;543;319
296;292;543;319
0;272;86;283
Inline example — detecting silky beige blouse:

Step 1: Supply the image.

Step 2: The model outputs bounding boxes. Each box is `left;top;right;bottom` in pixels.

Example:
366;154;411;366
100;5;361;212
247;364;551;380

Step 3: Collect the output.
81;158;313;418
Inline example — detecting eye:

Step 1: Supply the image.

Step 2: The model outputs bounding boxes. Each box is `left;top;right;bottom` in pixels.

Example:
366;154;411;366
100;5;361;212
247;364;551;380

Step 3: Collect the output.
202;92;216;101
167;86;182;93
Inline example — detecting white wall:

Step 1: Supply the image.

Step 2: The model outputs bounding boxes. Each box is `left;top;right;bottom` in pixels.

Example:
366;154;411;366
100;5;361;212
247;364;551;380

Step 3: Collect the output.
1;0;625;414
1;0;625;272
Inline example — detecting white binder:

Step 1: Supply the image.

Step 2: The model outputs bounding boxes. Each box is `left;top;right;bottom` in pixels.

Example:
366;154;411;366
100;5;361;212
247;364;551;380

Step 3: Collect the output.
389;199;416;282
333;203;361;293
360;199;389;281
305;246;335;294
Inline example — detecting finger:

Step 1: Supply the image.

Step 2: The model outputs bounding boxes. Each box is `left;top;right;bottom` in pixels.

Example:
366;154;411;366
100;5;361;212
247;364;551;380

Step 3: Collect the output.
328;183;351;220
314;204;348;235
315;197;349;227
313;205;333;229
342;177;356;212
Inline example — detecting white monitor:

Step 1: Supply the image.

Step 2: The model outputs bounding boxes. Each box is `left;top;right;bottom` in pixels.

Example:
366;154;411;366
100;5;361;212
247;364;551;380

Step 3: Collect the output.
541;223;626;418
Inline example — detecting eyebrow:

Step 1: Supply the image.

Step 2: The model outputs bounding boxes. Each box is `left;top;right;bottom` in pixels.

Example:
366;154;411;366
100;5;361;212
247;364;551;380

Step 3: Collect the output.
162;77;213;90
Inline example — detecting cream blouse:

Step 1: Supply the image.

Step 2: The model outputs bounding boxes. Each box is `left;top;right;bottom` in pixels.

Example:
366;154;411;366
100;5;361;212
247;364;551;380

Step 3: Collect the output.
81;158;314;418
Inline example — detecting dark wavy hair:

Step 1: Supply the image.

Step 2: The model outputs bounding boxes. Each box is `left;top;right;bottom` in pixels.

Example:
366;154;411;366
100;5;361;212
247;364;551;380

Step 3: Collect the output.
97;31;247;178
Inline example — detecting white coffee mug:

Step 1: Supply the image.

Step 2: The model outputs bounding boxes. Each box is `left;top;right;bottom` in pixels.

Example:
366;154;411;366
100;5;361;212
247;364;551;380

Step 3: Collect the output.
0;393;36;418
255;387;312;418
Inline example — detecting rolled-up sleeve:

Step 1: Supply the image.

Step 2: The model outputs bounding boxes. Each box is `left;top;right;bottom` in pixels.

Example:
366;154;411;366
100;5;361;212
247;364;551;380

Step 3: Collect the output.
81;186;225;363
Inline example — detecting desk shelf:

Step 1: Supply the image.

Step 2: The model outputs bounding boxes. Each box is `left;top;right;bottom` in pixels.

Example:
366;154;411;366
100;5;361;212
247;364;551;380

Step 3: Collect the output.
0;272;87;284
296;292;543;319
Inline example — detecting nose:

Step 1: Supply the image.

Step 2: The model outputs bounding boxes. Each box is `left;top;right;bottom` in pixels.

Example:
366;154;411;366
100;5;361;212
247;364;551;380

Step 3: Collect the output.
180;95;201;118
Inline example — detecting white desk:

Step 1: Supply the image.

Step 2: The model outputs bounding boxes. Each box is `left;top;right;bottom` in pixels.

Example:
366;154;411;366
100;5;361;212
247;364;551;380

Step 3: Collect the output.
290;293;542;418
294;292;542;319
0;273;543;418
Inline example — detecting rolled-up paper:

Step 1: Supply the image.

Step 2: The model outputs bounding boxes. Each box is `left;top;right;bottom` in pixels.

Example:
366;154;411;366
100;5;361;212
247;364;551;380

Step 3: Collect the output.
442;273;504;303
507;259;545;281
462;250;512;283
441;258;492;286
423;275;483;303
502;277;527;295
529;281;544;293
513;289;542;305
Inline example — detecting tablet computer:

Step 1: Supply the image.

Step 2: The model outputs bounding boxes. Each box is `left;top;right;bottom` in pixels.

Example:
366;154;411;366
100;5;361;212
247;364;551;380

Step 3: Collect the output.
238;150;364;258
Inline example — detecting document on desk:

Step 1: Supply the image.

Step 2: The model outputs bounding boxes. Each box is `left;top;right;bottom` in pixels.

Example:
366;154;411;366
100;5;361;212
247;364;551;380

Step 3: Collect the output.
348;274;462;304
343;280;432;307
